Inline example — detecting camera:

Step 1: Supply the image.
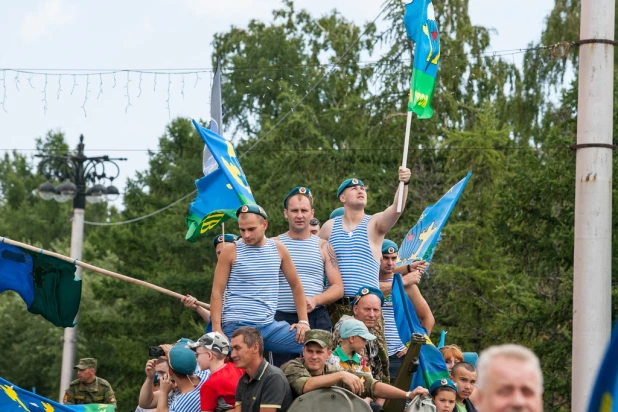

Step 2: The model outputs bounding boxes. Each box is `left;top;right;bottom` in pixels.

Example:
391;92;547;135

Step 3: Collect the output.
149;346;166;357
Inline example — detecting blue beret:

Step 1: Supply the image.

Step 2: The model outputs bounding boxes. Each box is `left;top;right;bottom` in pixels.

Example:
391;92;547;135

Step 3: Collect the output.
283;186;313;209
329;207;344;219
236;204;268;220
213;234;239;248
337;178;365;198
382;239;399;254
351;286;385;307
429;378;458;396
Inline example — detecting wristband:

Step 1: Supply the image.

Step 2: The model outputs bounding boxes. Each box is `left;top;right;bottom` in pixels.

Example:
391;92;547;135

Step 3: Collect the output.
407;264;411;273
405;391;411;402
403;180;410;185
298;320;310;326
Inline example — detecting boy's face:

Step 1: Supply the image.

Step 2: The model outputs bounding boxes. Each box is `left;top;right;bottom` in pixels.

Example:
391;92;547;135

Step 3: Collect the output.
452;368;477;401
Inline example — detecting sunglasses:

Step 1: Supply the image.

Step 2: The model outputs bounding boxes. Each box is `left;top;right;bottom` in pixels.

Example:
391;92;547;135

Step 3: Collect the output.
310;219;320;226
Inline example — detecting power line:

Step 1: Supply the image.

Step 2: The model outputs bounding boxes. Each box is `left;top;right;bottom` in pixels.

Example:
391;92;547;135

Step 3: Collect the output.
81;1;391;227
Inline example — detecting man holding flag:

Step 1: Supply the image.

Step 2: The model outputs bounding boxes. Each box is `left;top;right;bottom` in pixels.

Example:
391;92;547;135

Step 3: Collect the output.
378;239;434;383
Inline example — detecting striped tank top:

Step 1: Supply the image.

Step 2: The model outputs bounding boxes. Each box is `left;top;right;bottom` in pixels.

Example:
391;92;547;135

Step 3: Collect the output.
380;277;407;356
330;215;380;296
222;238;281;325
277;234;325;312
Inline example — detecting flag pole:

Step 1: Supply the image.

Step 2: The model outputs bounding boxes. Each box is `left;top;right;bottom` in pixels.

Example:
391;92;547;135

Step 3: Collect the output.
396;103;413;213
221;222;225;248
1;237;210;309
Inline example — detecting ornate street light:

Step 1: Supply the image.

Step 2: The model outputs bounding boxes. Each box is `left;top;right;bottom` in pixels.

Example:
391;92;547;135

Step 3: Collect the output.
35;134;126;402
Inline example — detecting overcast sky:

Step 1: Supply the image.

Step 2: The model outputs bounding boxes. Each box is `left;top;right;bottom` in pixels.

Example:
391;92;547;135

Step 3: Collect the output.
0;0;555;212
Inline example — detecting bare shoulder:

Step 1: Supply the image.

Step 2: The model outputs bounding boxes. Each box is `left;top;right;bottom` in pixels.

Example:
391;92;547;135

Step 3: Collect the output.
319;219;334;240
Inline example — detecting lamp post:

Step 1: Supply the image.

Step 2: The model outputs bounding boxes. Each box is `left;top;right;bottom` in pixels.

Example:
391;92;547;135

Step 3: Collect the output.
36;135;125;402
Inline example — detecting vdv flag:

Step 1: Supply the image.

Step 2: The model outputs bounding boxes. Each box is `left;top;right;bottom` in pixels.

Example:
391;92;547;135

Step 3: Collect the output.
185;120;256;242
396;171;471;268
0;242;81;328
588;321;618;411
0;377;115;411
403;0;440;119
392;273;449;388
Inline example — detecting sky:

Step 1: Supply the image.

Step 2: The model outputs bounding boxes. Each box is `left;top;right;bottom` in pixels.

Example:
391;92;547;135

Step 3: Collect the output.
0;0;555;214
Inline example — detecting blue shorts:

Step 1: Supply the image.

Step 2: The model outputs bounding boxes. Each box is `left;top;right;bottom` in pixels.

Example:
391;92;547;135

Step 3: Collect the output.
223;320;303;354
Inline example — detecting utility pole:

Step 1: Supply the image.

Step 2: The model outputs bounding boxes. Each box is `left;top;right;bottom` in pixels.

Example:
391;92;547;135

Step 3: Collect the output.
36;135;125;402
572;0;615;409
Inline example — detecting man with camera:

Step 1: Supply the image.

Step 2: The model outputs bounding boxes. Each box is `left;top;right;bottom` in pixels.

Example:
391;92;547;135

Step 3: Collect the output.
138;340;210;412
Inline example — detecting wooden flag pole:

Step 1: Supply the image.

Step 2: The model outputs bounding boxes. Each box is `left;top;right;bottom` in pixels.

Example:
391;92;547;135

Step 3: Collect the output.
396;109;414;212
221;222;225;248
1;236;210;309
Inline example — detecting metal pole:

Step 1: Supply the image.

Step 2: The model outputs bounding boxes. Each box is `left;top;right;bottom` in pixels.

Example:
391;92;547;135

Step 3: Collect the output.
572;0;614;408
58;207;84;401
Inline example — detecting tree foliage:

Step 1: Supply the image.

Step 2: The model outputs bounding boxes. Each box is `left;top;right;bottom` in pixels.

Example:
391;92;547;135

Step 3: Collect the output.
0;1;617;411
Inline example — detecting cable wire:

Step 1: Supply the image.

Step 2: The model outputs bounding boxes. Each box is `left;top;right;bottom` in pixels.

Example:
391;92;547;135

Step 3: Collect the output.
82;2;390;226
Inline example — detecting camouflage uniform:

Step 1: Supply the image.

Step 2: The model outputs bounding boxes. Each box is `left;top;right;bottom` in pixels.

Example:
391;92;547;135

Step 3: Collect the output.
282;357;378;398
63;358;116;406
63;377;116;405
331;314;390;383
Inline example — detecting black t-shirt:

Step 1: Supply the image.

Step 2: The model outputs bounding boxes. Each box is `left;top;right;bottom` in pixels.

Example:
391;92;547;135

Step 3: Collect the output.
235;359;293;412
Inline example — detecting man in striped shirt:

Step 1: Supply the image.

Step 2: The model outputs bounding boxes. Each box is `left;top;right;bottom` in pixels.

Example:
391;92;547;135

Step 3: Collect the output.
271;186;344;366
378;239;434;383
210;204;310;355
320;167;412;382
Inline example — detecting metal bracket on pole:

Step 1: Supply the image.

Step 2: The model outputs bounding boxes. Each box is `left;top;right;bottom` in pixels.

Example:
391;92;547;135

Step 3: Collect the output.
569;143;618;150
574;38;618;46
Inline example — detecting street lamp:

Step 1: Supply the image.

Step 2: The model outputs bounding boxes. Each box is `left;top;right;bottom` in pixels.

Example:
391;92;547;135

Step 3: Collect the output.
36;134;126;402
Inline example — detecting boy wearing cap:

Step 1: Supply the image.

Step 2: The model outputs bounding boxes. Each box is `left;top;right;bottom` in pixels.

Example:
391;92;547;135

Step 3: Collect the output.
378;239;433;383
187;332;243;412
272;186;344;366
210;204;310;355
156;341;210;412
327;318;375;374
281;330;428;405
63;358;116;406
430;378;458;412
332;286;390;384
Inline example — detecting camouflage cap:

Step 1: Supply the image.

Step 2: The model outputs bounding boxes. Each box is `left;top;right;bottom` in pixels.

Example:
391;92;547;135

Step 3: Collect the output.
304;329;332;348
186;332;230;354
74;358;97;370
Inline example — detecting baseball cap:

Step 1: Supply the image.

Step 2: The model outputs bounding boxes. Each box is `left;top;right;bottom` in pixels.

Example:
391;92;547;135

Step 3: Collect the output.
304;330;332;348
186;332;230;354
74;358;97;370
338;319;376;341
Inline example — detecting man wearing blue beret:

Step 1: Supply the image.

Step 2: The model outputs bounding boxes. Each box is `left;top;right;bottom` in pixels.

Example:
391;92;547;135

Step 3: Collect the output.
378;239;434;383
213;233;239;259
210;204;311;355
271;186;344;366
332;286;391;386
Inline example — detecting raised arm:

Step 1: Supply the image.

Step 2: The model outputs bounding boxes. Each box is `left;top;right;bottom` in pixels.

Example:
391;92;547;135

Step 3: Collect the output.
371;167;411;236
306;240;344;310
138;359;159;409
210;244;235;335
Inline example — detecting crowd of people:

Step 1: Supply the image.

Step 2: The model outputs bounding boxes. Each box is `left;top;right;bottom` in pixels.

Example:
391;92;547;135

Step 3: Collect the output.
62;168;545;412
